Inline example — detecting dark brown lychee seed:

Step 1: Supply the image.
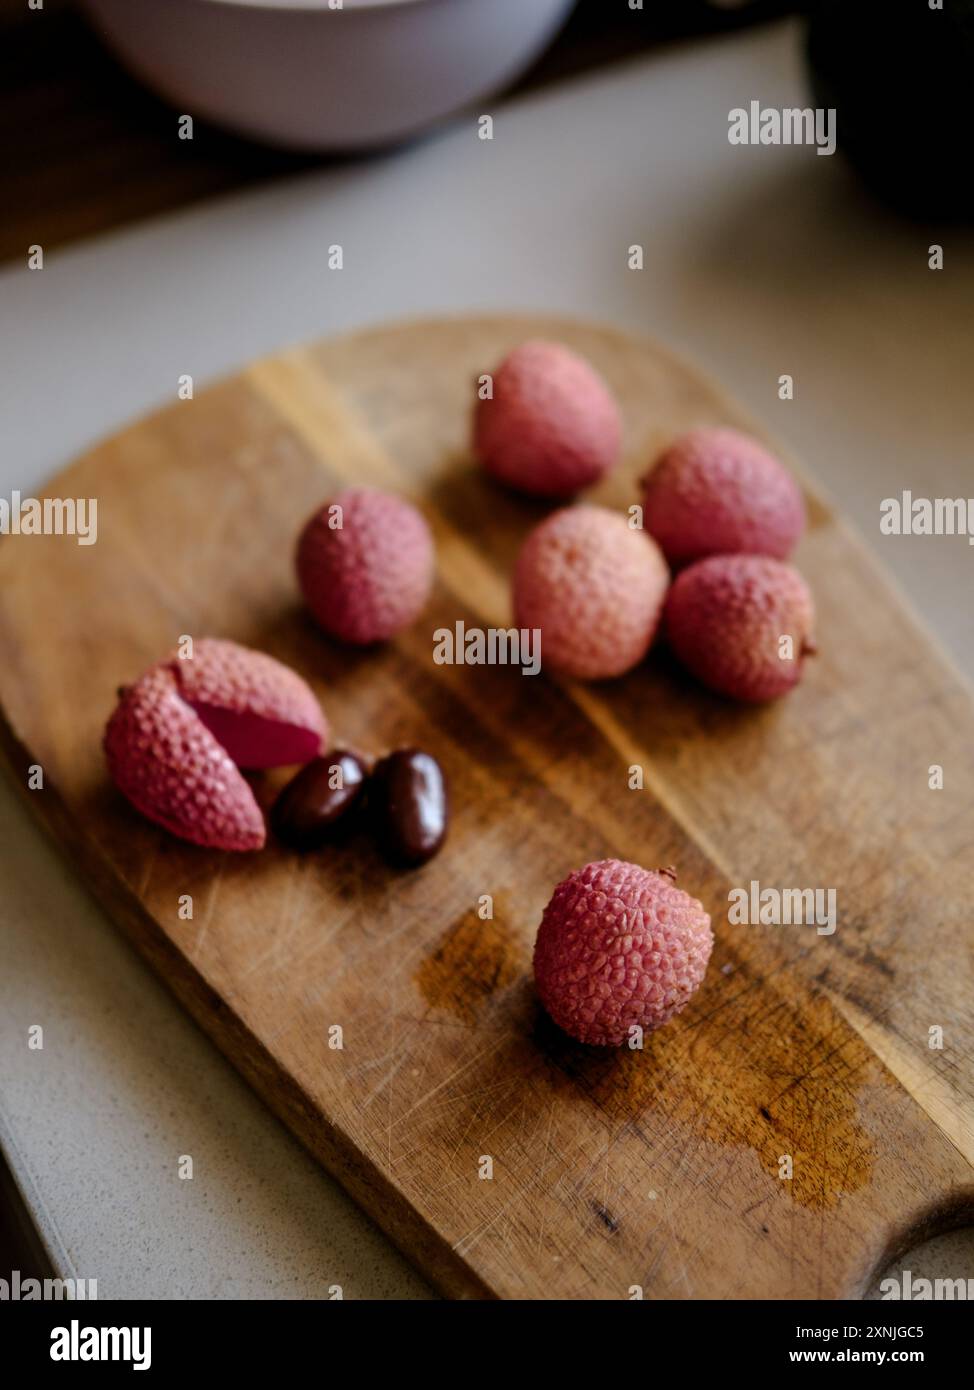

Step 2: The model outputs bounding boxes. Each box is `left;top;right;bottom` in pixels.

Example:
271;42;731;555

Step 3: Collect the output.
271;750;368;850
370;748;449;868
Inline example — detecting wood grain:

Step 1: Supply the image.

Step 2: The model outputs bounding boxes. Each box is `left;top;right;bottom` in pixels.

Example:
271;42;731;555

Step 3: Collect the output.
1;315;972;1300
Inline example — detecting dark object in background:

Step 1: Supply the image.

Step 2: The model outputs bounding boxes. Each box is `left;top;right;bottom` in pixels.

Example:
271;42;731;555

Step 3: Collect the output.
807;0;974;219
0;1148;57;1291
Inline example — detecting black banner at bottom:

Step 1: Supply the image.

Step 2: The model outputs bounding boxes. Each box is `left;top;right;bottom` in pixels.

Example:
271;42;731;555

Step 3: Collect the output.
0;1297;968;1374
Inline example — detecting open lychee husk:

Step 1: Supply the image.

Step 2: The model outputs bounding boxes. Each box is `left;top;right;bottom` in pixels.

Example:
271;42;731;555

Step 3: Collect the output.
172;638;326;769
103;639;327;851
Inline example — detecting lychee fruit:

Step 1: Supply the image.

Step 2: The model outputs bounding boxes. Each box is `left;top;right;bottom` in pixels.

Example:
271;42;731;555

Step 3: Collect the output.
513;505;669;679
104;639;328;850
664;553;816;701
474;340;622;498
641;427;806;566
173;637;327;768
104;664;267;852
296;486;434;644
533;859;713;1047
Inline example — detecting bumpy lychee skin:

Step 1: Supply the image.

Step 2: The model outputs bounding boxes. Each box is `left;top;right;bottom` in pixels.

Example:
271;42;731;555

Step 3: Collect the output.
297;487;434;644
641;427;806;566
104;665;266;852
105;638;329;849
513;505;669;679
665;554;816;702
474;340;622;498
173;638;327;769
533;860;713;1047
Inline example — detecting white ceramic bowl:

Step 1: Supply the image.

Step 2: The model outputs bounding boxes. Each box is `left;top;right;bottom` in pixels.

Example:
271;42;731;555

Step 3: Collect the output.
81;0;577;151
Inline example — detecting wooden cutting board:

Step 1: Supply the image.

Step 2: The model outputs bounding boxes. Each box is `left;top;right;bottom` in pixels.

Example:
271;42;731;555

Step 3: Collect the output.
1;315;972;1300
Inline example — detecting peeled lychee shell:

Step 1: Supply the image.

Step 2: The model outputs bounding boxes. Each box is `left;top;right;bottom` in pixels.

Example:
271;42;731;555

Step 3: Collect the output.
533;860;713;1047
104;639;328;850
641;427;806;566
104;665;267;852
474;340;622;498
665;553;816;702
173;637;327;769
513;505;669;679
296;486;434;645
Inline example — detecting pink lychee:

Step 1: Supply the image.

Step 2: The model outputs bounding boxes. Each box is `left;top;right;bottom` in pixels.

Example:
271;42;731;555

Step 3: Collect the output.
513;505;669;679
173;637;327;769
533;860;713;1047
296;486;434;644
104;638;328;850
104;664;267;852
474;340;622;498
664;553;816;701
641;427;806;566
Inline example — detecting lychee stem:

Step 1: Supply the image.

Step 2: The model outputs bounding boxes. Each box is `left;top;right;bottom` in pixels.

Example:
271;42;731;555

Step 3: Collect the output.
802;639;818;657
657;865;678;882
